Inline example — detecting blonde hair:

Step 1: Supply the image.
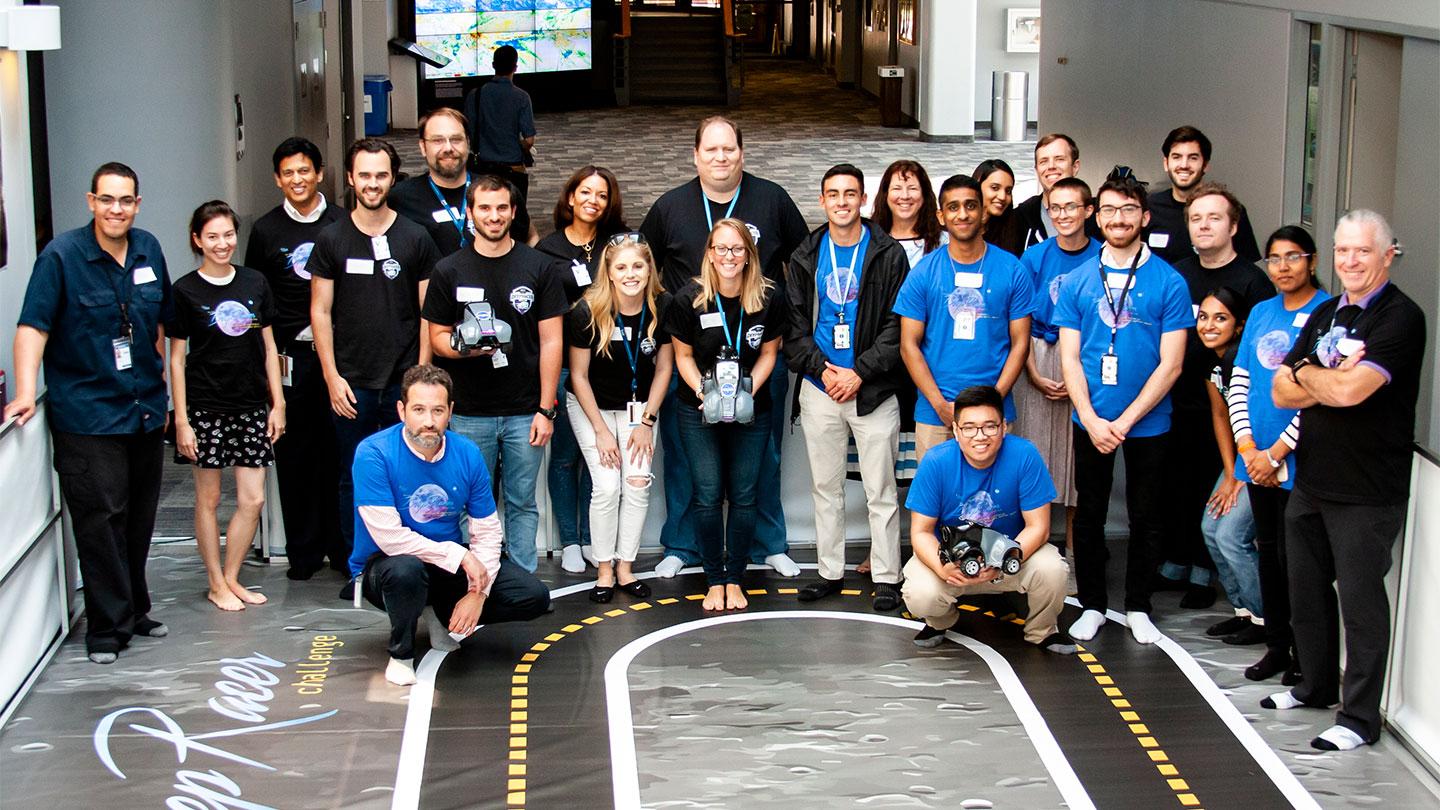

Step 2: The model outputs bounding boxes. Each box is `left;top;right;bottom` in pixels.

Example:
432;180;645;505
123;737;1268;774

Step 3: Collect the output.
693;218;772;314
581;241;662;360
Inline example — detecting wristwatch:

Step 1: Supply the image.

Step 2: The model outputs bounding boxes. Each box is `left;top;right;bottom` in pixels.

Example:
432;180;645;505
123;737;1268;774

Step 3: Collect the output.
537;405;557;421
641;411;658;427
1289;357;1312;384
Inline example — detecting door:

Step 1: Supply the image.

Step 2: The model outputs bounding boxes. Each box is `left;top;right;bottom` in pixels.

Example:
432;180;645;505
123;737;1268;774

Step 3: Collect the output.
292;0;342;199
1337;30;1401;218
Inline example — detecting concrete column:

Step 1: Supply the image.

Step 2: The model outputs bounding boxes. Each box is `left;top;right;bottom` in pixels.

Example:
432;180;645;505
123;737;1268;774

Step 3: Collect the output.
917;0;976;142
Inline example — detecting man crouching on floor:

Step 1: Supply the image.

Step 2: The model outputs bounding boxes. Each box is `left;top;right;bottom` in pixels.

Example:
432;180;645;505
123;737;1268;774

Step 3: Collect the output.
901;385;1075;654
344;364;550;685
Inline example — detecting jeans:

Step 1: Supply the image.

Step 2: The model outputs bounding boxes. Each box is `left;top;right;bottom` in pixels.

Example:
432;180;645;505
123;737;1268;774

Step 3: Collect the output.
1200;474;1260;615
548;373;592;548
1249;484;1293;653
567;394;654;563
332;384;402;563
676;403;770;585
1071;424;1168;614
361;555;550;659
450;413;544;572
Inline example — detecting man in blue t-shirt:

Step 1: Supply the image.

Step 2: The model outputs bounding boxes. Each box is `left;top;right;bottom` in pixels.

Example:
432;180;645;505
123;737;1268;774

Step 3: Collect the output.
1054;172;1194;645
345;365;549;686
901;386;1074;654
896;175;1036;462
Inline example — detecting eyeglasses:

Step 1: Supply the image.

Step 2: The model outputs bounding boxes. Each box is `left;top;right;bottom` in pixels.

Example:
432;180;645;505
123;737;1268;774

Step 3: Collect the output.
92;194;138;210
607;231;648;247
423;135;467;148
1047;202;1085;216
1098;204;1143;218
957;422;1002;438
1263;252;1313;267
711;245;747;258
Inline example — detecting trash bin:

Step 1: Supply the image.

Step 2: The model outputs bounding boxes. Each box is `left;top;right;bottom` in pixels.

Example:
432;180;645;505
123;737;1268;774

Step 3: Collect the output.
990;71;1028;141
877;65;904;128
363;74;393;136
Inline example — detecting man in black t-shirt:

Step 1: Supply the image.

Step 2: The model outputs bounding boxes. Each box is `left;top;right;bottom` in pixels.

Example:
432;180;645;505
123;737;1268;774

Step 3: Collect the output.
244;137;346;578
1016;133;1081;248
1266;210;1427;753
310;138;441;563
1144;126;1260;264
1157;183;1275;605
640;115;809;578
422;176;567;573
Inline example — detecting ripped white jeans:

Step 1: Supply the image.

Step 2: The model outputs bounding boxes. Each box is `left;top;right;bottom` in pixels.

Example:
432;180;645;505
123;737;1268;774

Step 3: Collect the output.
566;393;655;563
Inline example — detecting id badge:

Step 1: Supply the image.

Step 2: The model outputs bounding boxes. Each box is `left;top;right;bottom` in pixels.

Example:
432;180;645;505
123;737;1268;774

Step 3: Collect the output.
371;235;391;260
491;349;509;369
280;353;294;387
571;259;592;287
112;337;133;371
626;400;644;426
832;322;851;350
952;308;977;341
1101;352;1119;386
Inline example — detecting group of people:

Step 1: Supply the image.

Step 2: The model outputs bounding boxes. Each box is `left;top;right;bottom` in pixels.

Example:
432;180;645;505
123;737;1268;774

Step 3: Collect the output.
5;102;1425;753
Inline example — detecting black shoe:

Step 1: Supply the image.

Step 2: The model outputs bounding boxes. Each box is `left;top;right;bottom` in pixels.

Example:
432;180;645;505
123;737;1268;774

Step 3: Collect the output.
872;583;900;612
1151;572;1188;592
1206;615;1251;637
1179;584;1217;609
1245;649;1291;681
913;624;950;648
797;578;844;602
288;562;323;581
589;585;614;604
617;580;652;599
134;619;169;638
1040;631;1078;655
1223;622;1267;646
1282;661;1304;687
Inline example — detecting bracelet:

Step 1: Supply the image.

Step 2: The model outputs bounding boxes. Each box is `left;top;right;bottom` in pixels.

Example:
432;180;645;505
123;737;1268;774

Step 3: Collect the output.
1264;450;1281;469
1237;439;1256;454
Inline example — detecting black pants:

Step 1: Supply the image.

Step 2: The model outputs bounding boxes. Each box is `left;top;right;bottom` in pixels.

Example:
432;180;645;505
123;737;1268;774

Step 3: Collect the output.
275;346;342;572
1286;487;1405;741
361;555;551;660
51;429;164;654
1160;409;1220;574
1071;425;1168;614
1248;484;1292;653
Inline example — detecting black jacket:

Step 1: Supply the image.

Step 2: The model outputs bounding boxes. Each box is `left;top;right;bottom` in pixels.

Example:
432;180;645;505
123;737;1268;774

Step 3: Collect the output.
784;220;909;418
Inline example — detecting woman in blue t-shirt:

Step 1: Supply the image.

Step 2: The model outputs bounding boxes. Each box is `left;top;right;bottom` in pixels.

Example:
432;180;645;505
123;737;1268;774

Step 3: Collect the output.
1225;226;1329;683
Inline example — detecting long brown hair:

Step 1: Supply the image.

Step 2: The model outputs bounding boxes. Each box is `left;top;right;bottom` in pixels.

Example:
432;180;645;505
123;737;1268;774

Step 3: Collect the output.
694;218;771;314
552;165;627;235
582;240;662;360
873;160;941;253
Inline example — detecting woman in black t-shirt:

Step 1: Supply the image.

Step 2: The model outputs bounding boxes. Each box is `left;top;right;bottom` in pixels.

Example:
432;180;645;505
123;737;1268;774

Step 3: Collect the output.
665;218;785;611
973;159;1026;258
167;201;284;612
537;166;628;573
566;234;672;603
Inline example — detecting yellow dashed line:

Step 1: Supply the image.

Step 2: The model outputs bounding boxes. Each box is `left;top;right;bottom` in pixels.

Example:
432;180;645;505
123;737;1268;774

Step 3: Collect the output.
1087;664;1106;674
1129;724;1150;735
512;675;528;684
1157;764;1178;776
959;603;980;612
544;633;565;642
604;609;627;617
1095;675;1114;685
561;624;583;633
1078;653;1098;662
512;698;528;709
507;792;524;806
520;653;539;662
657;597;679;605
747;588;767;595
508;779;525;791
840;589;863;596
1148;750;1169;762
530;642;550;652
684;594;705;601
1167;778;1190;790
1010;618;1026;625
1178;794;1200;807
777;588;799;594
508;764;525;776
510;711;527;722
581;616;604;624
1137;737;1159;748
630;602;652;611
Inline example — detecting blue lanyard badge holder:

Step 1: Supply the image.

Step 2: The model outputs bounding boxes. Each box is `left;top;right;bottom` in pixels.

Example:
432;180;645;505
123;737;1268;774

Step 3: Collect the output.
430;177;471;248
702;303;755;425
1098;249;1142;386
618;308;648;425
823;229;867;350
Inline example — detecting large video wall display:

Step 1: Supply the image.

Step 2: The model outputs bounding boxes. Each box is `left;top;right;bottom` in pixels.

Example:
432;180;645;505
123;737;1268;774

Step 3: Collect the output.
417;0;592;79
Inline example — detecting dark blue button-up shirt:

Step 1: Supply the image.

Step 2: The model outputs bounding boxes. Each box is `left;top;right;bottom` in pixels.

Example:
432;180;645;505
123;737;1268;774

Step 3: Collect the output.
18;222;172;435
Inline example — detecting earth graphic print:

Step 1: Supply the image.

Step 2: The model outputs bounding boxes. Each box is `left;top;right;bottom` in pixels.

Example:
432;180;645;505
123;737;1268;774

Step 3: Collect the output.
1048;273;1068;305
212;301;257;337
960;489;1000;527
408;484;452;523
1256;329;1294;370
1315;325;1348;368
1095;295;1135;330
824;266;860;307
947;287;986;319
287;242;316;280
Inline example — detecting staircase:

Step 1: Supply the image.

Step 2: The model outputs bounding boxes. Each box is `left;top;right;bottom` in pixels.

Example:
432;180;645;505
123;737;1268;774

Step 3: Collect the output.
628;12;729;104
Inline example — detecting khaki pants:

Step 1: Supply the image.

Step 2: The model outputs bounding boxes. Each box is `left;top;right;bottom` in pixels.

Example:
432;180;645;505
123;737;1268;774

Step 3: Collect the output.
901;544;1069;644
914;422;953;464
798;384;901;583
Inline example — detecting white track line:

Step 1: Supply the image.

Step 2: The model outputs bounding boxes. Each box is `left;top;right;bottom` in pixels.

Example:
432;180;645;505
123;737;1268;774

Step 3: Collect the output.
604;611;1095;810
391;649;448;810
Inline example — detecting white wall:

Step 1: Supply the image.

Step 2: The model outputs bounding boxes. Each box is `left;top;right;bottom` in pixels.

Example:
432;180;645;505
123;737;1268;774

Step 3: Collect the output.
1388;453;1440;775
974;0;1039;122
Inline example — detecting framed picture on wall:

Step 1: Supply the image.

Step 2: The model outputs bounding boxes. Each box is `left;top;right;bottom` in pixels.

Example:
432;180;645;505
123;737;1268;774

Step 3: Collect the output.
869;0;888;32
897;0;915;45
1006;8;1041;53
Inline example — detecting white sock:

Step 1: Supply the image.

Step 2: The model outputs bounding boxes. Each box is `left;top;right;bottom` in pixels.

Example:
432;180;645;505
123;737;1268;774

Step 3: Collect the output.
766;553;802;578
654;555;685;578
1264;689;1304;710
1315;724;1366;751
1069;609;1106;640
1251;615;1266;626
561;544;586;573
385;657;417;686
1127;611;1161;644
423;607;461;652
581;545;597;566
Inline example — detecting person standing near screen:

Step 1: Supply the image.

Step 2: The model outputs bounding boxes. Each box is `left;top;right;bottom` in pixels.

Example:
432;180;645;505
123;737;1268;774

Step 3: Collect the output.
465;45;536;244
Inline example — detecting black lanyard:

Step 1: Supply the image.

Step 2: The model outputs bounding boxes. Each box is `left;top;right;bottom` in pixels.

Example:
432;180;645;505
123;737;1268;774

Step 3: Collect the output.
109;257;136;341
429;176;470;247
1098;248;1143;353
617;307;648;398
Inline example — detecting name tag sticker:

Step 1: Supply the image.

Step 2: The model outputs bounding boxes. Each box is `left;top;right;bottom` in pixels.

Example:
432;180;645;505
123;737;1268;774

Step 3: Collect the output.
954;271;984;288
571;259;592;287
1106;272;1135;291
611;325;632;341
1336;337;1365;357
457;286;486;303
345;258;374;275
700;312;723;329
1292;312;1310;329
431;208;454;223
133;266;157;284
1148;232;1170;249
371;235;391;261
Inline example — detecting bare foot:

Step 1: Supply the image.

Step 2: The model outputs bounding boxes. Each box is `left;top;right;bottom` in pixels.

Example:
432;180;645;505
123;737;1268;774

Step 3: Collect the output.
229;582;268;605
856;555;872;575
208;588;245;611
725;584;748;611
702;585;726;611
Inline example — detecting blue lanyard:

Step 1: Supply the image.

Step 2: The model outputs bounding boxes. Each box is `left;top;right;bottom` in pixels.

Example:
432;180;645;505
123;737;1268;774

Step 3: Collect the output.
715;298;744;356
821;228;868;322
701;179;741;231
429;176;470;247
617;307;648;397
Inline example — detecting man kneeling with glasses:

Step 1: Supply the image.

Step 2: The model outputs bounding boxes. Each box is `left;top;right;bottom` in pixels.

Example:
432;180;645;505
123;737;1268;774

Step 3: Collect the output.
901;386;1075;654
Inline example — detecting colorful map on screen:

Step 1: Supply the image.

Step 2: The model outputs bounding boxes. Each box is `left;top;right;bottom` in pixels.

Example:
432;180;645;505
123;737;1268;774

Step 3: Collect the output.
417;0;592;79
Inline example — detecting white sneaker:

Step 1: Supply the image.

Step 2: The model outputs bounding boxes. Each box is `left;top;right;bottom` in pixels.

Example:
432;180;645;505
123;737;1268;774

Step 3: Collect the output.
561;544;587;574
581;545;597;566
765;553;802;578
423;607;461;652
1127;611;1161;645
654;555;685;578
1069;609;1106;641
385;657;417;686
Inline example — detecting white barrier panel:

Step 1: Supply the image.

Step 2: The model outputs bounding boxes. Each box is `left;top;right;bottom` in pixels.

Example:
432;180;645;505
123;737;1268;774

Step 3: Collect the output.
1386;451;1440;775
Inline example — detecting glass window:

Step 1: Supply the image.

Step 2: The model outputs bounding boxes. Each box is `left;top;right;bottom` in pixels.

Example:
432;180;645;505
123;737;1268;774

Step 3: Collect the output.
1300;24;1321;227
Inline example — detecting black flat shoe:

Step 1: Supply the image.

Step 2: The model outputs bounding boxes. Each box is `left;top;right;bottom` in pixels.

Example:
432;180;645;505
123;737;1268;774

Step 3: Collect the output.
1224;622;1267;646
1179;584;1217;609
872;583;900;612
1245;649;1291;681
1282;662;1304;687
797;578;844;602
589;585;614;604
617;580;651;599
1206;615;1251;637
